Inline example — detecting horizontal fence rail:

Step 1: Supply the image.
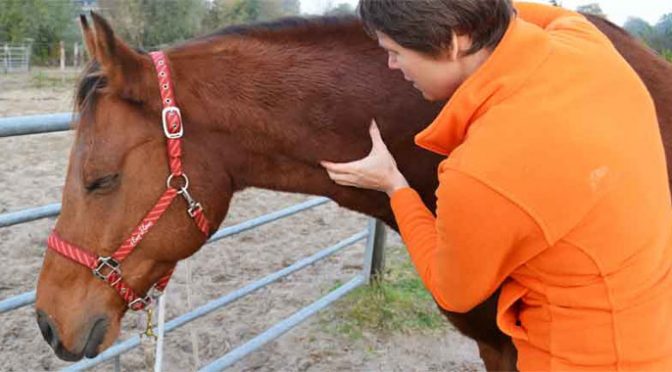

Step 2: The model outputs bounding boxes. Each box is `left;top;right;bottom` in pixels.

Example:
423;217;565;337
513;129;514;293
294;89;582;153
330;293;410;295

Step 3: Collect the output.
0;113;74;137
0;291;36;314
0;203;61;228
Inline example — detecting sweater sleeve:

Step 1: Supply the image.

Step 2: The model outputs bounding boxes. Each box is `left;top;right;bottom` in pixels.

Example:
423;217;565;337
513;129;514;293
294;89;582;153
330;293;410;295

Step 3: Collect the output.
389;167;547;313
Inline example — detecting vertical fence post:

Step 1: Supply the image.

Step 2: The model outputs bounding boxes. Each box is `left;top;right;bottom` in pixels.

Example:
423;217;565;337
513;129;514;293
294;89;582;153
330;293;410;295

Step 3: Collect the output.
22;44;28;72
26;41;32;72
73;42;79;68
59;41;65;72
113;355;121;372
2;44;7;73
363;218;386;284
6;44;11;72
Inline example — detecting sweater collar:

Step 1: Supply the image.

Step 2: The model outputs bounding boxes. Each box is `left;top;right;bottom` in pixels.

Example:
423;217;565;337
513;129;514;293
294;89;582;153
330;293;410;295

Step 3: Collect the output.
415;17;553;155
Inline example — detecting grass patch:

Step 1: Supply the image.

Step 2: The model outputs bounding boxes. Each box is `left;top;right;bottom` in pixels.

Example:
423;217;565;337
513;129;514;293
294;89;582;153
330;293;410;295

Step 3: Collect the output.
29;69;78;88
320;246;447;340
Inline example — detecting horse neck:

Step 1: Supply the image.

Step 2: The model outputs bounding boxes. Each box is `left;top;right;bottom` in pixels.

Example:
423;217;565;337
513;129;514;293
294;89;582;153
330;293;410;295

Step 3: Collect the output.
168;31;400;225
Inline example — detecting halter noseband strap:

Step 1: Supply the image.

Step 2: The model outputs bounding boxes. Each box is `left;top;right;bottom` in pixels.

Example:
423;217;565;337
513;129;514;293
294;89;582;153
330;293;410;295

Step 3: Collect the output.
47;51;211;311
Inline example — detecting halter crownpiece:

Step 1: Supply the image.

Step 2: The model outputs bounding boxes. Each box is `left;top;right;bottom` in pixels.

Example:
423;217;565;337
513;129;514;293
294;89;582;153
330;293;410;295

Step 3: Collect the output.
47;51;211;311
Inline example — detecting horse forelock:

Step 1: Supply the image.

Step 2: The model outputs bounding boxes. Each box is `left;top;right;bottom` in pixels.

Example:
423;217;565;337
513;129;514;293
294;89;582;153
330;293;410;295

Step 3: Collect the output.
75;61;104;117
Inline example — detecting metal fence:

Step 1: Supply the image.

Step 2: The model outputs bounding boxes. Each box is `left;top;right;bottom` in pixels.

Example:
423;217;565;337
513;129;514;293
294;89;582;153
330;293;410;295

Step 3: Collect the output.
0;113;386;371
1;43;31;73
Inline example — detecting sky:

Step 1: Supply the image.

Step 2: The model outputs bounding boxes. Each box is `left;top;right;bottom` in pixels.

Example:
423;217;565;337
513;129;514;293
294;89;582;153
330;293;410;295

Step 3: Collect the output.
299;0;672;26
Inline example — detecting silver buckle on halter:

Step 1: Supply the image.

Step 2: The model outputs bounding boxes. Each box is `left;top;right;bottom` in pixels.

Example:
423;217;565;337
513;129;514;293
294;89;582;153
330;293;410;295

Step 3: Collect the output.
92;256;121;282
162;106;183;139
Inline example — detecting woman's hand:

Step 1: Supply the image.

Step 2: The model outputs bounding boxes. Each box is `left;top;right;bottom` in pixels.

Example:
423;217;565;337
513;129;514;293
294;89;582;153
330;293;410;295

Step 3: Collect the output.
321;119;409;197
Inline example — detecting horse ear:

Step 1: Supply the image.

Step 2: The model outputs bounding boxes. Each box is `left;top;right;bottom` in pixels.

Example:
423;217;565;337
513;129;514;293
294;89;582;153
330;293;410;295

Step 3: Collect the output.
79;14;97;59
86;12;154;104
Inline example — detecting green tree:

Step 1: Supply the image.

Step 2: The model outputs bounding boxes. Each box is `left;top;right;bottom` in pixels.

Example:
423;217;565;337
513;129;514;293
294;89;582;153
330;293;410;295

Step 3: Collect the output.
576;3;606;18
280;0;299;15
143;0;207;47
325;3;355;16
97;0;146;46
624;15;672;63
97;0;208;49
624;17;657;48
654;14;672;53
201;0;301;34
0;0;80;64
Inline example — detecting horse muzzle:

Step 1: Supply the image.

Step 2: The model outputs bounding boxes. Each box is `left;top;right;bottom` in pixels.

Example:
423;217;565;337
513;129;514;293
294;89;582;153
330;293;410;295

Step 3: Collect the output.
36;310;108;361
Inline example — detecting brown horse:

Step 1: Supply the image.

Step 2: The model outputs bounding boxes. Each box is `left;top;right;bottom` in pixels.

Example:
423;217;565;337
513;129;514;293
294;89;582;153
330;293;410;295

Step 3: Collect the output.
35;12;672;369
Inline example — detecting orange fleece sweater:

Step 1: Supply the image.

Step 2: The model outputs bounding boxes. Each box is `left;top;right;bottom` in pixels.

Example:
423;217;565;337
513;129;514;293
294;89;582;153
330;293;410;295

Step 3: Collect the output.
390;3;672;370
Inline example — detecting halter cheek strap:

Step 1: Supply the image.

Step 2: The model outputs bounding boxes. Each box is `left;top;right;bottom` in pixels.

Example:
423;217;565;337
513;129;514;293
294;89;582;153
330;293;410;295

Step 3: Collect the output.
47;51;211;311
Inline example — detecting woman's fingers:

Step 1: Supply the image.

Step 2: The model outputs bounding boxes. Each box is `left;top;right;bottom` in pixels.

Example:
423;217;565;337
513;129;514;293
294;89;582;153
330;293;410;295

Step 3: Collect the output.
326;171;358;187
369;119;385;147
320;159;363;173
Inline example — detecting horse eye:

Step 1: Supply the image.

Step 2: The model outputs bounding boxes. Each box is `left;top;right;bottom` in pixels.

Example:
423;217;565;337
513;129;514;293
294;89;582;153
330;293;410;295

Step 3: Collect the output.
86;174;120;193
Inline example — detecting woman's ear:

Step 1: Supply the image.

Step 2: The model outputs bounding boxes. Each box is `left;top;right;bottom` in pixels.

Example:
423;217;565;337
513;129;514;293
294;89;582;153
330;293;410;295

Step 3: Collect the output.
444;32;474;61
450;32;460;61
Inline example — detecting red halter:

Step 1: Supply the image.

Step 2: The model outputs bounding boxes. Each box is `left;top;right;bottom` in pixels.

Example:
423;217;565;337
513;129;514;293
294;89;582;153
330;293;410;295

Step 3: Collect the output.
47;51;211;311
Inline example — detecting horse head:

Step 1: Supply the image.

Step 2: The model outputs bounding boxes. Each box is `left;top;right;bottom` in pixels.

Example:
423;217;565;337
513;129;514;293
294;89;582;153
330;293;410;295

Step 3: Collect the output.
34;13;233;361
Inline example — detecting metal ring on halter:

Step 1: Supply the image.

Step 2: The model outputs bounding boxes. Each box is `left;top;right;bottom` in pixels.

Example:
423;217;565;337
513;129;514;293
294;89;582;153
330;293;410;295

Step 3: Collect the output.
166;173;189;192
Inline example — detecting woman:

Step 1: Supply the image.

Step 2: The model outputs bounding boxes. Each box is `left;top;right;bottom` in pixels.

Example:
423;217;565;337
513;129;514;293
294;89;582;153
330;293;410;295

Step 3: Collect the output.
322;1;672;370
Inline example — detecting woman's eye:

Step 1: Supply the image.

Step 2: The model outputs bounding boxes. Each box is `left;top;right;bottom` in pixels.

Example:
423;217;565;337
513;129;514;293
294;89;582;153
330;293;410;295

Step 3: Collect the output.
86;174;119;192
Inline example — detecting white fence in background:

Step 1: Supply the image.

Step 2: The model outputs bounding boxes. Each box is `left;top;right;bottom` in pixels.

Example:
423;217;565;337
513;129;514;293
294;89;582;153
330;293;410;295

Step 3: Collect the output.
1;43;31;73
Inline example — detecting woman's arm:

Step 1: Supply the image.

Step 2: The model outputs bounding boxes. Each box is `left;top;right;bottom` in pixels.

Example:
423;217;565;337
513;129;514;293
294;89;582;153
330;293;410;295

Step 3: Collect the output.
390;167;547;312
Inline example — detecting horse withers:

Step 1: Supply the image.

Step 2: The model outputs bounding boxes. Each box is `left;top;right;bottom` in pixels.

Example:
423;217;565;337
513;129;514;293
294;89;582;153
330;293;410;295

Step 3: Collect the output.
34;11;672;370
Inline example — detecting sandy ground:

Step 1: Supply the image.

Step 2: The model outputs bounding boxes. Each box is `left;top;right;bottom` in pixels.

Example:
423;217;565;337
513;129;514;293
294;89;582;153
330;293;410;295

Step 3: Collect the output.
0;70;484;371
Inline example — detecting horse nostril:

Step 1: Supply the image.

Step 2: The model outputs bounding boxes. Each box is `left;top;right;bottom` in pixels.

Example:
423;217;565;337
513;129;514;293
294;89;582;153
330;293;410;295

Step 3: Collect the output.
84;318;108;358
35;310;87;361
36;310;58;349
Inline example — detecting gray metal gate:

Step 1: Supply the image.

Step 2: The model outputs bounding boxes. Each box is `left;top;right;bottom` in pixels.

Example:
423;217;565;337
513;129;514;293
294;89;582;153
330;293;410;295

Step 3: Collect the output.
1;43;31;73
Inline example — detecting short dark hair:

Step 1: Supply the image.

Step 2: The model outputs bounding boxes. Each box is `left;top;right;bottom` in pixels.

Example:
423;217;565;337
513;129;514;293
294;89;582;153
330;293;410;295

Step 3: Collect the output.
358;0;514;56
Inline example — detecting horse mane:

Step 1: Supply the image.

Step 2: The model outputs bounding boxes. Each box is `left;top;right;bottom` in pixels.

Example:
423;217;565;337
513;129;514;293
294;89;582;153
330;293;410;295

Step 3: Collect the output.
205;15;360;39
74;15;363;118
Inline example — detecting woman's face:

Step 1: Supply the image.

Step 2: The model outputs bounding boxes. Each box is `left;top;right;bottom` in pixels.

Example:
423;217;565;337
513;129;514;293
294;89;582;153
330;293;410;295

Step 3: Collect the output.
376;31;472;102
